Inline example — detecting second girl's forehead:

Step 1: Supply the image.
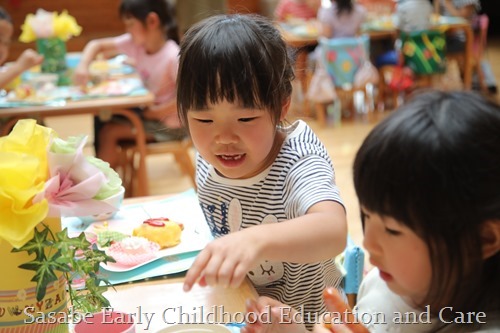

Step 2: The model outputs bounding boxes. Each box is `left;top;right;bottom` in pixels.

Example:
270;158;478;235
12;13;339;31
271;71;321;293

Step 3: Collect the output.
361;206;400;225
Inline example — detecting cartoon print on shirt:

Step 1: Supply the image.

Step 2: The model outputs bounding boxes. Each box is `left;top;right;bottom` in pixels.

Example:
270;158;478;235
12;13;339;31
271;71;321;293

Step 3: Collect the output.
225;201;285;286
203;198;285;286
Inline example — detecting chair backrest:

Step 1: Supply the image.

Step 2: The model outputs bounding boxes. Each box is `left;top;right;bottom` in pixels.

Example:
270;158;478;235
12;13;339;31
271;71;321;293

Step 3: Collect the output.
400;29;447;75
336;235;365;307
319;34;370;87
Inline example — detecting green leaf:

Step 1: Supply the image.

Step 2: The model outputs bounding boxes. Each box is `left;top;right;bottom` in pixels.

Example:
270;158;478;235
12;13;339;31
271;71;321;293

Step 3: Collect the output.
11;223;113;309
54;228;90;253
11;226;51;259
19;258;58;301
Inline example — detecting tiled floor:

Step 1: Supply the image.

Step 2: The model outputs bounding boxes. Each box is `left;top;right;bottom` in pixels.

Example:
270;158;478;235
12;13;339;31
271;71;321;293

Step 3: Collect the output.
42;36;500;266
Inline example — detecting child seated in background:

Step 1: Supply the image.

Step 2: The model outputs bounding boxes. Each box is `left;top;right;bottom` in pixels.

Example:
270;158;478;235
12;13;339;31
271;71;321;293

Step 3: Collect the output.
0;7;43;89
243;90;500;333
396;0;433;33
73;0;185;168
434;0;497;93
434;0;480;53
317;0;367;39
274;0;321;23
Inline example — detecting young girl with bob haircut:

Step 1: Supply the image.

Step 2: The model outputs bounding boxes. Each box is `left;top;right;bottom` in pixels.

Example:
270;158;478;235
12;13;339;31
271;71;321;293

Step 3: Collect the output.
74;0;185;167
243;90;500;333
177;14;348;328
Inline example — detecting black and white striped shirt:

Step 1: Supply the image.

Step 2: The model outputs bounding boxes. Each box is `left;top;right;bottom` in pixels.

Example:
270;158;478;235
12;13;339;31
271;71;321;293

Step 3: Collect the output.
196;120;344;325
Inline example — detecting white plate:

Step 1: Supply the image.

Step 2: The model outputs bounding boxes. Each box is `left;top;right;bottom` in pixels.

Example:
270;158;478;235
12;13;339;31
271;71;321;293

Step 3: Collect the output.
155;324;231;333
80;191;213;272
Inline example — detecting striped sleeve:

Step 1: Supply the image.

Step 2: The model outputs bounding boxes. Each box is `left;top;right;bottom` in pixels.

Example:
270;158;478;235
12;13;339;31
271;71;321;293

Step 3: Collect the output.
284;155;342;218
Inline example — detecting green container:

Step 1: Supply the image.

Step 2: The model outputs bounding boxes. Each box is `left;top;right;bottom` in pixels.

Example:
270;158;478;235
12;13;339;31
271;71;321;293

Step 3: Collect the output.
36;37;70;85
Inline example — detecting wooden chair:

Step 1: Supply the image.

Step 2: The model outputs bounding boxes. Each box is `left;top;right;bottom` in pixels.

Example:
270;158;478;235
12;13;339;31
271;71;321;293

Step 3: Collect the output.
444;15;489;92
117;137;196;197
315;35;376;126
377;29;448;109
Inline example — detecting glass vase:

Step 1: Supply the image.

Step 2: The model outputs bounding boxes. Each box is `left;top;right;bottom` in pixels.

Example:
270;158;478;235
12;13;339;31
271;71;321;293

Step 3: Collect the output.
36;38;70;86
0;217;68;333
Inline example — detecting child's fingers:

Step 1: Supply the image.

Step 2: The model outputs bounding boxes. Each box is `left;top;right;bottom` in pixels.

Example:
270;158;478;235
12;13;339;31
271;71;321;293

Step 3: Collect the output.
183;250;211;291
323;288;369;333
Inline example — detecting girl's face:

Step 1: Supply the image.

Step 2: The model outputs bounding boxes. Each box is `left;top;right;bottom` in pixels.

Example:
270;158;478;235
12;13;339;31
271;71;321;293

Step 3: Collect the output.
122;17;147;46
361;207;432;304
187;99;285;179
0;19;13;65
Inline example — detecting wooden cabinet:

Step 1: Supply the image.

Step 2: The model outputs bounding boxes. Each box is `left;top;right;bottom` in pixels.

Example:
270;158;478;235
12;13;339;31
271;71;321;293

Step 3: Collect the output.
227;0;260;14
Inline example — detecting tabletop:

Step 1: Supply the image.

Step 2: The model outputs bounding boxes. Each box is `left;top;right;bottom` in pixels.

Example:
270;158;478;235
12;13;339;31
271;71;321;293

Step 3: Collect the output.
104;277;257;332
94;193;258;332
0;79;155;197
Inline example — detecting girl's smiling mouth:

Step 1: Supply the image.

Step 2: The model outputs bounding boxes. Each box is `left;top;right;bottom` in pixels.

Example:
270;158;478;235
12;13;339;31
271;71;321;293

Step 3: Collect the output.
217;154;246;167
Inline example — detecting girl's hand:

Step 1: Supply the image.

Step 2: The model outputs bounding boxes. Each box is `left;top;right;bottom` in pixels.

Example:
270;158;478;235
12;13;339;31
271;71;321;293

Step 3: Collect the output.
15;49;43;72
183;229;262;291
242;297;307;333
320;288;369;333
73;64;90;86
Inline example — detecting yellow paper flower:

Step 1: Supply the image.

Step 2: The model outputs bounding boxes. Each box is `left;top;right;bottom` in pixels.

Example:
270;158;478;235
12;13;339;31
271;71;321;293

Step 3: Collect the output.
0;120;53;248
19;9;82;43
0;119;123;249
53;10;82;41
18;14;37;43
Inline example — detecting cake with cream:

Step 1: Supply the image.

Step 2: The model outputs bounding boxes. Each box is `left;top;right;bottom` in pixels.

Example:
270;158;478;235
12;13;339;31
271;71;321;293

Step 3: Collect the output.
132;218;184;249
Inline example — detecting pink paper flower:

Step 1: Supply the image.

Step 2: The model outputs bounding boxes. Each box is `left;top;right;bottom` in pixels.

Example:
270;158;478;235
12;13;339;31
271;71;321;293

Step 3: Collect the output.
0;119;123;248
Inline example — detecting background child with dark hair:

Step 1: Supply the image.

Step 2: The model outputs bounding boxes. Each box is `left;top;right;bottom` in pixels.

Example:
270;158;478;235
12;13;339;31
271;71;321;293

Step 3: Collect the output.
74;0;185;168
244;90;500;333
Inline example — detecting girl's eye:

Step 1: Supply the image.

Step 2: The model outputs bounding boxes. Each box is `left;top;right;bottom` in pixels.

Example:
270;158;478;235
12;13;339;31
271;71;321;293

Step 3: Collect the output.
384;228;402;236
239;117;256;122
195;119;212;123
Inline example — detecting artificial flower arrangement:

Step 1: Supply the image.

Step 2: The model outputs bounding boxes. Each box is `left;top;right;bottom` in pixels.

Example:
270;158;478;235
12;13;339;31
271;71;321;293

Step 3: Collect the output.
19;9;82;43
0;119;121;314
19;9;82;84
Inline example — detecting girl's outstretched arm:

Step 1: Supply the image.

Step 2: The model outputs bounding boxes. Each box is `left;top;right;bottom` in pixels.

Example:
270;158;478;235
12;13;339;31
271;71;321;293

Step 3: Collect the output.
0;49;43;88
73;37;118;86
183;200;346;291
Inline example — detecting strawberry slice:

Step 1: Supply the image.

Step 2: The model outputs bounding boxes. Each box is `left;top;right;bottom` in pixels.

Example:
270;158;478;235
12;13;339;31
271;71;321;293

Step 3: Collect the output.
143;218;169;227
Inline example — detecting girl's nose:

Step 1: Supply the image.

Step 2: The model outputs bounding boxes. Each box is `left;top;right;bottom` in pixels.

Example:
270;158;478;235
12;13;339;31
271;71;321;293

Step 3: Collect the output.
214;127;238;145
362;224;382;258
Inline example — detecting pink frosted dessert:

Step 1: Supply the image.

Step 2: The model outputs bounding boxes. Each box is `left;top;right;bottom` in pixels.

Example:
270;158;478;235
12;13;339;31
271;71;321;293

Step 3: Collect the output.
106;236;160;266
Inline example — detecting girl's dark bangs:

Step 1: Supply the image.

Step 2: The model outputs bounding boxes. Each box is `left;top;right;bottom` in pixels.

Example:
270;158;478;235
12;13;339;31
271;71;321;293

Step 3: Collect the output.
194;56;263;110
178;18;275;112
353;119;426;229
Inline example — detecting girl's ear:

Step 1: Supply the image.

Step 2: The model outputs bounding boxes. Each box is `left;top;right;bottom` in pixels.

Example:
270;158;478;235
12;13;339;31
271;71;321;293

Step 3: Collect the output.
146;12;160;28
280;98;291;122
480;220;500;259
